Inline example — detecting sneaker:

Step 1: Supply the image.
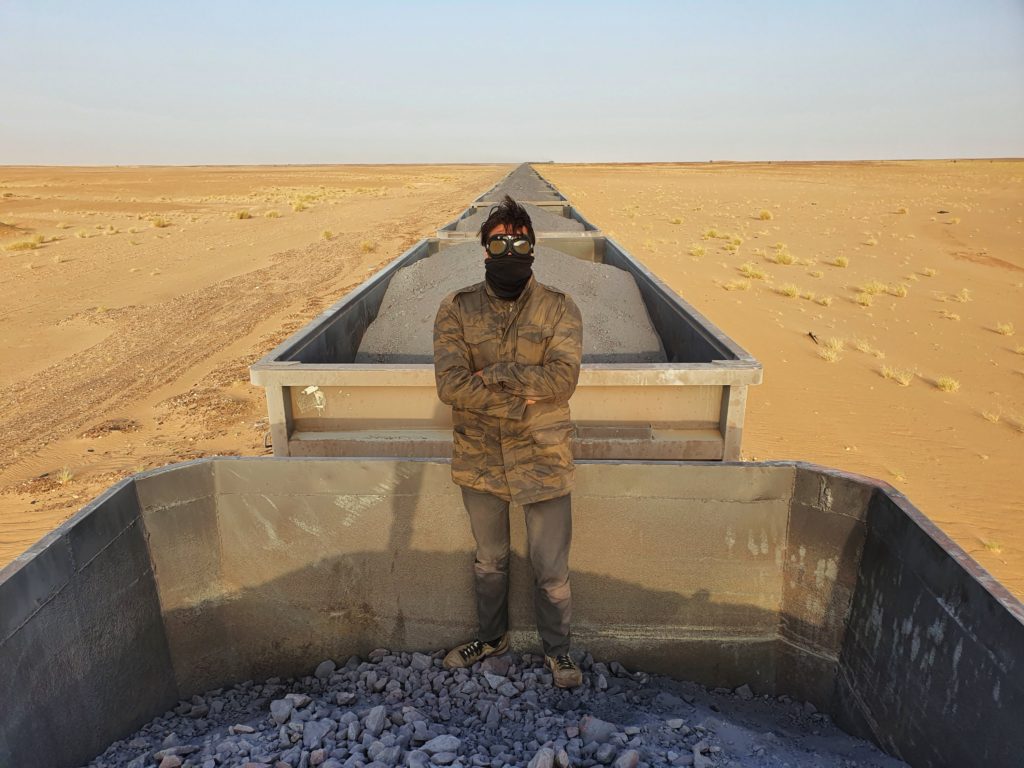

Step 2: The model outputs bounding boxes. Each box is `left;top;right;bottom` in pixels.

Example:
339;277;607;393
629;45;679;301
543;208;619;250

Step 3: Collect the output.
442;634;509;670
545;653;583;688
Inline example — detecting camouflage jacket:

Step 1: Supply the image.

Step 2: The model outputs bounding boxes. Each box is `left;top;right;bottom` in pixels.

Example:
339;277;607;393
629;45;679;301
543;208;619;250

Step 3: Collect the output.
433;274;583;505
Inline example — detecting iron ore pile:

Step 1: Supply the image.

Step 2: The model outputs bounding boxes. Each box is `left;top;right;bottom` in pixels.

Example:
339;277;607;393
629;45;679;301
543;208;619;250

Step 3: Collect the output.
82;648;906;768
354;243;666;364
454;203;584;234
479;165;564;203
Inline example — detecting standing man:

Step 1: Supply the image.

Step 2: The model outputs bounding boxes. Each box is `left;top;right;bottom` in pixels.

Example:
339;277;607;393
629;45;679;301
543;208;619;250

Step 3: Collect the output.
432;195;584;688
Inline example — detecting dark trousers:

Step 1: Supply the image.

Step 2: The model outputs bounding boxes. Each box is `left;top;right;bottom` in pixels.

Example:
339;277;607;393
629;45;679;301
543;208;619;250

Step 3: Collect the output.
461;487;573;657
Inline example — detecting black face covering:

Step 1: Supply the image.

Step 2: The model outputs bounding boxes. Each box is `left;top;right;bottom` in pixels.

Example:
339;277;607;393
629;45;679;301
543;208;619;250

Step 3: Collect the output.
484;254;534;300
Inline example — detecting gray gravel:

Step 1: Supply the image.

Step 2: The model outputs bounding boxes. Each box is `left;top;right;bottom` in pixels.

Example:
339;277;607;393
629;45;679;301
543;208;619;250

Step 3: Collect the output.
81;649;907;768
454;203;584;234
354;243;666;364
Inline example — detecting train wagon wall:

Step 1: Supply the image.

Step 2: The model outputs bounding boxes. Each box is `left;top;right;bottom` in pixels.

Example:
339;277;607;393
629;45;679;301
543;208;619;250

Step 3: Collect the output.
1;458;1020;767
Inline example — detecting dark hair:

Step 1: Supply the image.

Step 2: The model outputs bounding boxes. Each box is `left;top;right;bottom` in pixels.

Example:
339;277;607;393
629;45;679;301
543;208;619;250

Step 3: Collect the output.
478;195;535;247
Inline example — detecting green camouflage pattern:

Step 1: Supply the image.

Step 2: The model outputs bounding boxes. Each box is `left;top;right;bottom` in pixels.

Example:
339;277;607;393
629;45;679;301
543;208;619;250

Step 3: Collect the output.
433;274;583;505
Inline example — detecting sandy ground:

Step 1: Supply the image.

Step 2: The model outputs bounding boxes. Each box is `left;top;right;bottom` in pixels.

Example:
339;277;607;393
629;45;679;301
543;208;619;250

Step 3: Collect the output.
0;164;508;566
2;160;1023;602
541;160;1024;597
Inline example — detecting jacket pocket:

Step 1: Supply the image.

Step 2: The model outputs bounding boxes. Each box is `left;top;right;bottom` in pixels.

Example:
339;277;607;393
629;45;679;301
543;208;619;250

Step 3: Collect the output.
464;324;501;369
452;425;487;484
515;323;555;365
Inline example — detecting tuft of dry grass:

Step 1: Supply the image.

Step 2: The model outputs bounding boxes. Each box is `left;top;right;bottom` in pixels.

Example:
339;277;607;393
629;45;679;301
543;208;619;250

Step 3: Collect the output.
689;244;705;258
860;280;888;296
882;366;914;386
896;206;909;214
815;296;833;307
981;539;1003;555
722;279;751;292
738;262;765;280
4;235;44;252
767;249;795;265
855;292;873;307
1015;346;1024;355
57;221;72;229
921;267;936;277
951;288;972;303
823;337;844;354
830;256;849;268
150;216;171;228
939;309;960;321
852;338;885;358
233;210;252;220
264;210;281;218
292;201;308;212
935;377;960;393
56;466;74;486
887;283;909;298
775;283;799;298
360;239;377;253
864;236;878;246
950;216;961;225
981;411;1000;423
669;217;683;225
758;209;773;220
818;347;840;362
808;269;823;278
702;228;719;240
994;322;1015;336
321;230;334;240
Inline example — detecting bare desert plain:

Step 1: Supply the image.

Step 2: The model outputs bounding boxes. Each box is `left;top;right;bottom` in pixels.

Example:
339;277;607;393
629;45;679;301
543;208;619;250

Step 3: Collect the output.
1;160;1023;598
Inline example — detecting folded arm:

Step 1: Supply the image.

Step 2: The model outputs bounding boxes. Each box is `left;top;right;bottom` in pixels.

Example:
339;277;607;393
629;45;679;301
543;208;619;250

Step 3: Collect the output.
479;295;583;402
433;298;528;419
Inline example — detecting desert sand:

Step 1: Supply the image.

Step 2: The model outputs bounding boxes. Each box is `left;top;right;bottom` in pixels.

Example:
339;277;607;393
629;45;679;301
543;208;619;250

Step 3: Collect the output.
0;164;507;566
2;160;1022;600
542;160;1024;596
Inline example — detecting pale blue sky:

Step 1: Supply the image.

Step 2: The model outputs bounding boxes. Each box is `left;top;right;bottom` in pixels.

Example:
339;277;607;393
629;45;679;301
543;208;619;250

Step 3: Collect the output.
2;1;1022;164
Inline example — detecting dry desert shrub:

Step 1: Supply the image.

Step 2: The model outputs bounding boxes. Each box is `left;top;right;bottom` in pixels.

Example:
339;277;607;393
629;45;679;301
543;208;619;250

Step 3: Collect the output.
864;236;878;246
921;267;936;277
852;338;885;358
265;210;281;218
758;209;773;220
935;377;960;393
150;216;171;228
830;256;849;268
887;283;909;298
860;280;888;295
738;262;765;279
896;206;909;214
818;347;840;362
1016;346;1024;355
775;283;799;298
4;235;44;251
981;411;1000;423
994;322;1015;336
939;309;960;321
981;539;1003;555
768;249;795;265
722;279;751;291
669;217;682;225
57;221;72;229
854;292;873;307
292;201;308;212
882;366;914;386
321;230;334;241
808;270;823;278
57;466;74;486
824;337;844;354
815;296;833;307
702;228;719;240
233;210;252;220
360;240;377;253
689;244;705;258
